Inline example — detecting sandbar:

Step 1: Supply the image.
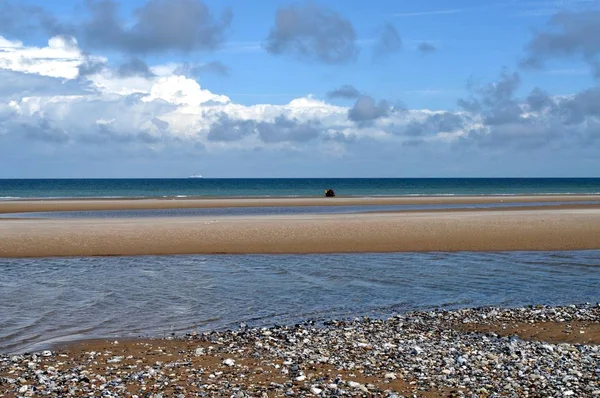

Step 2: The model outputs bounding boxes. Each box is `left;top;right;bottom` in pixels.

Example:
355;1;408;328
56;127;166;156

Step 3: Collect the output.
1;208;600;257
1;194;600;214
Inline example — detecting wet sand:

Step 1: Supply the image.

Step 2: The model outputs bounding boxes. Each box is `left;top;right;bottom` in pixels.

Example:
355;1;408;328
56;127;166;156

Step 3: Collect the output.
1;207;600;257
456;321;600;345
1;194;600;214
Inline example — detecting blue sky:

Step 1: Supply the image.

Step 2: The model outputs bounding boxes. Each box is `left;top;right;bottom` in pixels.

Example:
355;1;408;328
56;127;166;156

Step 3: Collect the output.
0;0;599;177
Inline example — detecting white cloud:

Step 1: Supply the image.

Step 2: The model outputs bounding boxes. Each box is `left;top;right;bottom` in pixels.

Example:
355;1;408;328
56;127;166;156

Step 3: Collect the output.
0;35;88;79
0;34;477;153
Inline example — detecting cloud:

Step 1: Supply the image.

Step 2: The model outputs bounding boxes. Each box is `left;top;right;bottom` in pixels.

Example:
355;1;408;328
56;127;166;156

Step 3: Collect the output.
207;114;323;144
418;42;437;54
348;95;391;122
77;56;107;77
20;119;70;144
256;115;322;143
174;61;230;77
457;70;525;127
264;3;358;64
82;0;232;54
0;69;91;99
0;35;86;79
206;115;256;142
403;112;466;136
373;24;402;59
117;58;155;78
453;69;600;150
2;28;599;161
0;0;232;55
526;87;553;112
521;10;600;74
326;84;361;99
0;1;72;38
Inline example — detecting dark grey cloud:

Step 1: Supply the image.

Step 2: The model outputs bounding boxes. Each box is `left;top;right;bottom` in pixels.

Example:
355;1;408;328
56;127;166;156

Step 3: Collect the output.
207;115;256;142
418;42;437;54
83;0;232;53
373;23;402;58
207;114;323;143
558;86;600;124
526;87;553;112
80;123;163;145
458;70;524;125
455;69;600;149
151;118;169;132
174;61;230;77
348;95;391;122
404;112;465;136
77;57;107;77
20;119;70;144
326;84;361;99
521;11;600;74
264;3;358;64
256;115;321;143
117;58;155;78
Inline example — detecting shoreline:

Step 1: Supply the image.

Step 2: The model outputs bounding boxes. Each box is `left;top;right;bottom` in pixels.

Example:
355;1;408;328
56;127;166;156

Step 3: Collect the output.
2;304;598;397
2;207;600;257
1;194;600;214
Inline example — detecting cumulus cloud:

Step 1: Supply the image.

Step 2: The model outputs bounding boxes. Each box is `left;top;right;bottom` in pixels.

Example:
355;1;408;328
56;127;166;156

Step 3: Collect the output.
403;112;466;136
264;3;358;64
0;35;87;79
82;0;232;54
453;69;600;149
521;10;600;75
458;69;523;125
418;42;437;54
207;113;330;144
348;96;392;122
373;24;402;59
326;85;361;99
0;0;231;55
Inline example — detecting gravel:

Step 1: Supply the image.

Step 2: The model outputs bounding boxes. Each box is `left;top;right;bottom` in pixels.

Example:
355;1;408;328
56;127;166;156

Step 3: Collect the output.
1;303;599;397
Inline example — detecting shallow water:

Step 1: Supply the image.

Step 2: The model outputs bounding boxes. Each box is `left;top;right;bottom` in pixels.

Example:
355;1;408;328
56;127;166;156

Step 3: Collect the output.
1;251;599;354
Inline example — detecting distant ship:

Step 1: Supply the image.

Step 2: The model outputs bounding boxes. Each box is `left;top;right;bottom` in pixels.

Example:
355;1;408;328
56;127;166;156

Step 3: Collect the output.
188;174;203;178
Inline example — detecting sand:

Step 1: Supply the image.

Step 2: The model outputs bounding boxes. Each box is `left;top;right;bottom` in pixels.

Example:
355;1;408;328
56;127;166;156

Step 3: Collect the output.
1;194;600;214
1;207;600;257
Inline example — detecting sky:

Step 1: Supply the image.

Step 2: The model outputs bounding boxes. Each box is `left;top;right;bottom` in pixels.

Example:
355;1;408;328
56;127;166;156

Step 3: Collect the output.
0;0;599;178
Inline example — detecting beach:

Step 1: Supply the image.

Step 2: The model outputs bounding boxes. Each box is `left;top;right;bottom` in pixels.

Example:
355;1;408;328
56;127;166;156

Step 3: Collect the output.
1;195;600;257
1;195;600;396
1;304;598;397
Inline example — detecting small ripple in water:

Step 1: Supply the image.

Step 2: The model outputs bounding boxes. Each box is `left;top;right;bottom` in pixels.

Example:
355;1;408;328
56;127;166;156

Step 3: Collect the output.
1;251;599;353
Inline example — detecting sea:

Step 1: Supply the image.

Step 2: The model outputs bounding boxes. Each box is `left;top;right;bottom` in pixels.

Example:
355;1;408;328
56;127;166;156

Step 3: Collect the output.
1;177;600;199
1;178;600;354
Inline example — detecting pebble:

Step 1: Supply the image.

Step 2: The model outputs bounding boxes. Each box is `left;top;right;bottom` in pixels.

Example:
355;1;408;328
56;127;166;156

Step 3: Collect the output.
0;303;598;397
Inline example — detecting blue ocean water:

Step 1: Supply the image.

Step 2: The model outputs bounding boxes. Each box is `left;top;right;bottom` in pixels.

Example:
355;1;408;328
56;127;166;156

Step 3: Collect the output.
1;251;599;354
1;178;600;199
